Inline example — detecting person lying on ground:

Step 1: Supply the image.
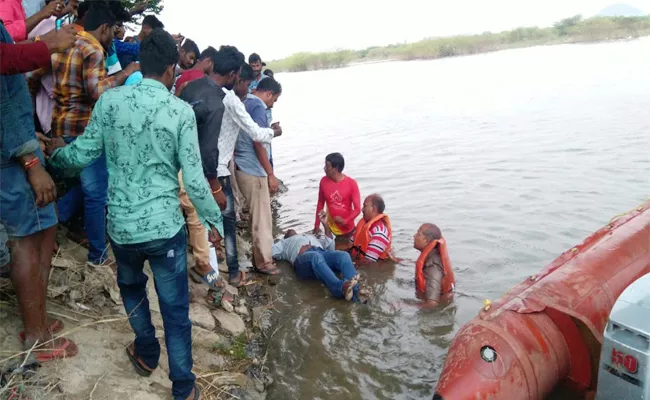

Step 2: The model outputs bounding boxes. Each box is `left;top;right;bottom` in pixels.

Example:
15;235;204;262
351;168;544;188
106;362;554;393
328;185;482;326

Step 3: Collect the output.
47;28;222;400
314;152;360;242
413;223;456;309
350;194;395;264
0;19;76;364
273;211;367;302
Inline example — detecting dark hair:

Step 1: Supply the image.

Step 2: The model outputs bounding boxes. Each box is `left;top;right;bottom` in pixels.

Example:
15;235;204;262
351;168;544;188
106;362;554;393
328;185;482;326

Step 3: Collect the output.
325;153;345;172
263;68;274;78
142;15;164;29
199;46;218;62
106;0;130;23
84;2;116;31
368;194;386;214
212;45;244;76
140;29;179;77
76;1;90;20
182;39;200;57
249;52;261;64
239;64;254;81
256;77;282;95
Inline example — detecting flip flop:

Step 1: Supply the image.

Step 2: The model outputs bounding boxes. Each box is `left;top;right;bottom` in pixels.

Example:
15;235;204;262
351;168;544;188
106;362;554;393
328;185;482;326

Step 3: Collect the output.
125;344;155;377
251;264;280;276
19;319;64;342
189;267;225;290
229;271;246;287
33;337;78;363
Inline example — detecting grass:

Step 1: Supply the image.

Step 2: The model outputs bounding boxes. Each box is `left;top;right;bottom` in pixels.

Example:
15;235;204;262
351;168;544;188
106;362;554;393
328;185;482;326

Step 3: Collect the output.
267;15;650;72
212;333;248;361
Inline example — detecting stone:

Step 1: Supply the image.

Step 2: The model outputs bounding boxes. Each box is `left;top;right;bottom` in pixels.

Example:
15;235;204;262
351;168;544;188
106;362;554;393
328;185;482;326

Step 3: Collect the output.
189;303;216;331
191;326;227;349
193;351;226;369
234;305;249;316
254;378;265;393
207;372;248;387
212;309;246;336
218;263;229;273
221;299;234;313
239;298;246;306
225;284;239;297
252;306;267;328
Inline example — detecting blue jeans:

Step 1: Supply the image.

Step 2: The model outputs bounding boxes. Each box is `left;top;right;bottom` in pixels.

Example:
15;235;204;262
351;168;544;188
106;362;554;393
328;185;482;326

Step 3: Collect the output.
219;176;239;280
294;248;358;299
109;228;195;400
57;137;108;263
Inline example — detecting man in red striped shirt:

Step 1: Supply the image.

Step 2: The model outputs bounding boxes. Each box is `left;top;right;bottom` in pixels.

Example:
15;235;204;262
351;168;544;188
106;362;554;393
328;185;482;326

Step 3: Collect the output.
357;194;391;263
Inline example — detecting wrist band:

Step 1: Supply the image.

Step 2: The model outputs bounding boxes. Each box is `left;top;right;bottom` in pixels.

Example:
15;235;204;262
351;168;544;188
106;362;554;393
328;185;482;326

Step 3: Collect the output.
212;187;222;194
24;158;39;170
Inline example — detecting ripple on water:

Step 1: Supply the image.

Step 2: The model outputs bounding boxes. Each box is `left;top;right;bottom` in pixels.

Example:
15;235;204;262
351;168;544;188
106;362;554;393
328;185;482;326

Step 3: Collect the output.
267;40;650;400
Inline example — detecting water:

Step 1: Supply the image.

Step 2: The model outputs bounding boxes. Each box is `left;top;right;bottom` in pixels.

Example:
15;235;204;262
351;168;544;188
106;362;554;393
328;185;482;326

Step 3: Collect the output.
264;38;650;399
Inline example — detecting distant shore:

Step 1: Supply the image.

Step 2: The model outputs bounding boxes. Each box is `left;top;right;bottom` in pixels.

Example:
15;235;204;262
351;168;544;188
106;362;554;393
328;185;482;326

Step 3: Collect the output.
268;15;650;73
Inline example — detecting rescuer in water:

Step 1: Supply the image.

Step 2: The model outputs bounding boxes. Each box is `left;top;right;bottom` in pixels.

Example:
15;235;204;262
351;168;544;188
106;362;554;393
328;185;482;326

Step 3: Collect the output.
413;223;456;307
349;194;394;263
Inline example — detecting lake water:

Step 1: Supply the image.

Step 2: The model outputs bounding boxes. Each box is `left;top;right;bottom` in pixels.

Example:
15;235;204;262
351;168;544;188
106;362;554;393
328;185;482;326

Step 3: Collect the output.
263;38;650;400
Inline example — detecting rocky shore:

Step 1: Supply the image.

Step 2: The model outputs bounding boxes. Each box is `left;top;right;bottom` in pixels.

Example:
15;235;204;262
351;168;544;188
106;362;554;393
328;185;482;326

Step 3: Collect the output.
0;226;280;400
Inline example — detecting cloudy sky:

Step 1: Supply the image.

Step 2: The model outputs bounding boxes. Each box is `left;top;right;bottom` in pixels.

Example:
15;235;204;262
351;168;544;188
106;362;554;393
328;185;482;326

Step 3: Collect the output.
158;0;649;60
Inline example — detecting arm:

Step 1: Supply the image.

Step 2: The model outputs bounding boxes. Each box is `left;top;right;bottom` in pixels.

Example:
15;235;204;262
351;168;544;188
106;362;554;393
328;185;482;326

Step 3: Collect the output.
197;98;224;191
314;180;326;232
0;41;50;74
82;49;126;101
420;261;442;309
48;96;106;170
343;179;361;226
177;107;224;237
227;95;273;144
253;142;273;175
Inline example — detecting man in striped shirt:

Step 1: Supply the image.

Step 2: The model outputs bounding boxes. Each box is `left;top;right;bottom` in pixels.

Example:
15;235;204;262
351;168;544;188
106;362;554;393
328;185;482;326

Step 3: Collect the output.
352;194;392;263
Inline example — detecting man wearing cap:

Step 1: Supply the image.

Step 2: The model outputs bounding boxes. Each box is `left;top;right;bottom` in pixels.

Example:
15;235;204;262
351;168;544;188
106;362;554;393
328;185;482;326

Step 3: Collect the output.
248;52;266;92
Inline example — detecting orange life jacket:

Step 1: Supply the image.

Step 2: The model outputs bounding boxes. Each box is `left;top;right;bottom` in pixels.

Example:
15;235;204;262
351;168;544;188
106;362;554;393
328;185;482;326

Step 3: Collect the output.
415;238;455;299
350;214;392;261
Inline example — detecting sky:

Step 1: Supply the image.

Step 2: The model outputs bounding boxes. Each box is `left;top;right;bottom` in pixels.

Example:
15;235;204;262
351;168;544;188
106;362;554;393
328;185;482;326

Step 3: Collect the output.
158;0;650;60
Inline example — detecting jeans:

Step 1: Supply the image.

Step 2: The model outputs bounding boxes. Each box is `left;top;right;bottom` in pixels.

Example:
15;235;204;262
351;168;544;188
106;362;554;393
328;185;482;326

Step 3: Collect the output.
294;248;358;299
109;228;195;400
218;176;239;280
57;137;108;263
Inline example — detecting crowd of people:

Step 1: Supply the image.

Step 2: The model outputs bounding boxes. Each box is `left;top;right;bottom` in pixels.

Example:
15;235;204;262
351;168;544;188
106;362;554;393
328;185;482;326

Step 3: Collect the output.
0;1;456;399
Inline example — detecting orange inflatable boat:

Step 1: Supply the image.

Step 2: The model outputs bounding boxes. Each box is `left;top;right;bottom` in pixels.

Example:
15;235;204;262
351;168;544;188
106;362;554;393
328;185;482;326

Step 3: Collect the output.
434;200;650;400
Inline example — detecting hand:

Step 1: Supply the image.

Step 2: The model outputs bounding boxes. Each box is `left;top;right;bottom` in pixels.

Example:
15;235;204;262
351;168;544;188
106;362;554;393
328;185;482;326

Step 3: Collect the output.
45;137;66;156
333;216;345;225
213;189;227;211
312;228;321;235
298;244;312;255
124;36;137;43
208;226;222;244
172;34;184;44
40;0;64;18
130;1;148;15
268;174;278;193
318;210;327;225
271;122;282;137
26;163;57;207
124;62;140;76
41;25;77;54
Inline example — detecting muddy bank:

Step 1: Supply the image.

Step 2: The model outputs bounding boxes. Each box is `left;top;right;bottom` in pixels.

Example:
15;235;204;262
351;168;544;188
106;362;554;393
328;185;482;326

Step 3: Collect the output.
0;226;280;400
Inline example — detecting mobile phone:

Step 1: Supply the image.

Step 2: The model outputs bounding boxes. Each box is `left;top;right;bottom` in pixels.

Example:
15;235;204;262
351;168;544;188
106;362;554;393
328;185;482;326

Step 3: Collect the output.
55;18;63;31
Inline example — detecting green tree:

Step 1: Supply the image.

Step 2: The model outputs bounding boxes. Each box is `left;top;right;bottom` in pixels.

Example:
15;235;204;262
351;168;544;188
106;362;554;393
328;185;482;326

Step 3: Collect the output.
120;0;164;21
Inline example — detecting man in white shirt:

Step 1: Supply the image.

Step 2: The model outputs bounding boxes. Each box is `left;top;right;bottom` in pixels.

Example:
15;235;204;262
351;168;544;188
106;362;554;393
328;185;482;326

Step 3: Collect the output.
273;211;362;302
217;61;282;285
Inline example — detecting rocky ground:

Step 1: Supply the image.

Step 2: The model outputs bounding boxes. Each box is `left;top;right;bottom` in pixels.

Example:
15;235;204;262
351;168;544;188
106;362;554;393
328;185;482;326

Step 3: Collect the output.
0;227;280;400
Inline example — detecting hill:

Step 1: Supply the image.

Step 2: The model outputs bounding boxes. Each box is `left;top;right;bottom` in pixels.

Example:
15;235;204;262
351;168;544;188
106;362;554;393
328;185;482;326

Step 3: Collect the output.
598;3;645;17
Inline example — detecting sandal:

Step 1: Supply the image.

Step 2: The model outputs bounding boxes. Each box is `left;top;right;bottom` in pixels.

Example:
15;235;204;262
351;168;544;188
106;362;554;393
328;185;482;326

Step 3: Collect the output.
228;271;246;287
19;319;64;342
188;386;200;400
33;337;78;363
251;263;280;276
189;267;226;290
125;343;155;377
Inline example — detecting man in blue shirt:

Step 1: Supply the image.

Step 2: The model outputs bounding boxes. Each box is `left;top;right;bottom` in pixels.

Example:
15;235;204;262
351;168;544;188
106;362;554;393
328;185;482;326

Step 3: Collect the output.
234;77;282;275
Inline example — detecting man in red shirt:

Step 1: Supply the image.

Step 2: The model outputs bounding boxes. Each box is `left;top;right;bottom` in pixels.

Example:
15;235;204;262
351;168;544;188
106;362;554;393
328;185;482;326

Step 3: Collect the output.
174;46;218;96
314;153;361;241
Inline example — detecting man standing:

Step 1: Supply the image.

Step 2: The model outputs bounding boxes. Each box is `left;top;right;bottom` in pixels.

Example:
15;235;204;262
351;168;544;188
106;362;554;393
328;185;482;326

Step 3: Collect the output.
174;46;218;96
413;223;455;308
247;52;266;91
273;211;363;302
51;2;139;267
48;29;221;400
234;77;282;275
350;194;393;263
218;62;281;285
314;152;360;241
178;45;243;286
1;20;78;362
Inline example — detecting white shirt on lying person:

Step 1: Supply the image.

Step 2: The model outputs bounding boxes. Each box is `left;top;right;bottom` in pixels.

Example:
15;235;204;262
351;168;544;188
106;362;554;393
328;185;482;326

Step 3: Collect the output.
217;88;274;177
272;234;335;265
